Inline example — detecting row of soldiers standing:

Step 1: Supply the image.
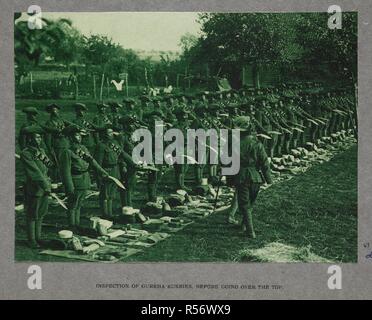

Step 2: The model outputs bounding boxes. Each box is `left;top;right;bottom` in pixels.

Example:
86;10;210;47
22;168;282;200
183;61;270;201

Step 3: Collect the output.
18;82;357;246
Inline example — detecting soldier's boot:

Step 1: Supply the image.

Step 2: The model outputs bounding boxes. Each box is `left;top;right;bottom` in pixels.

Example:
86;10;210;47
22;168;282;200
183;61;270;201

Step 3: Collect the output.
227;193;239;225
35;218;43;244
247;208;256;238
243;209;256;239
27;220;40;249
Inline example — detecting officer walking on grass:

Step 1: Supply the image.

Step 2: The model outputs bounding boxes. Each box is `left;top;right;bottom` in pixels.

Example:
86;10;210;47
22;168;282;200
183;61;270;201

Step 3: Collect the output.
232;116;272;238
20;126;52;248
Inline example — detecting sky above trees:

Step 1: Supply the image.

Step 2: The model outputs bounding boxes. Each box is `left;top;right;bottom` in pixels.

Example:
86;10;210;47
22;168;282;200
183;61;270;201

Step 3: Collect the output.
16;12;201;52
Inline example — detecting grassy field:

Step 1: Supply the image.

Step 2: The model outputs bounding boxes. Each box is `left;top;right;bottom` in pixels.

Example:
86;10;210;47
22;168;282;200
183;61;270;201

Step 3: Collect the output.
15;144;358;263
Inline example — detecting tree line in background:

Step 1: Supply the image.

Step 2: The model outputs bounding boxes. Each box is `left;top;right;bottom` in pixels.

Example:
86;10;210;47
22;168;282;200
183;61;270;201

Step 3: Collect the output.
14;11;357;98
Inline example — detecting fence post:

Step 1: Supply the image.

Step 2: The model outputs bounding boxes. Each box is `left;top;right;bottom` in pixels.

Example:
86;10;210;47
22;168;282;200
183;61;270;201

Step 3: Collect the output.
75;75;79;100
93;75;96;99
106;77;109;99
126;74;129;97
30;72;33;94
99;73;104;102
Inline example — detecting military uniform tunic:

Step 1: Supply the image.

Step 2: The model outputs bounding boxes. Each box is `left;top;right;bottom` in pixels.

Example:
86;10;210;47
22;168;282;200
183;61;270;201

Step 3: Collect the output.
21;146;52;220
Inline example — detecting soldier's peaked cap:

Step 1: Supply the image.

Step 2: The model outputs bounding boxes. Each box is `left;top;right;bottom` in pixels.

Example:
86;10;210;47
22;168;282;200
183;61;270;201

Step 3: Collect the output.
22;125;45;135
173;106;190;115
208;103;220;110
255;96;267;102
110;101;122;108
151;96;162;102
196;91;208;97
163;94;174;101
195;104;207;113
140;95;151;102
97;103;109;109
123;98;135;104
74;103;87;111
22;107;39;115
45;103;60;112
149;110;164;118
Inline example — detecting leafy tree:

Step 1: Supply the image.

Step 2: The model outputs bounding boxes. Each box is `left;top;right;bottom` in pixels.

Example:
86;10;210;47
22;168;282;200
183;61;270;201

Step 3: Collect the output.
182;12;357;88
14;15;76;81
295;12;357;84
194;13;305;87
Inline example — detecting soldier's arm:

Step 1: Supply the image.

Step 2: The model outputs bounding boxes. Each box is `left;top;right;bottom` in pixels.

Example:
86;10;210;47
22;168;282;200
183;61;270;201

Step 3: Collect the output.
20;150;51;193
257;143;272;184
59;149;74;194
41;121;61;134
18;128;26;150
252;118;268;134
94;143;105;166
78;145;108;177
120;150;136;170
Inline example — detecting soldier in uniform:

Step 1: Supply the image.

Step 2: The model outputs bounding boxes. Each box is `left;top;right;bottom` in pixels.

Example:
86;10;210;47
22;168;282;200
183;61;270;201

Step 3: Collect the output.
95;127;134;217
20;126;52;248
172;106;192;191
161;95;177;125
59;125;109;228
42;103;70;181
108;101;123;131
232;116;272;238
92;103;112;144
152;96;163;111
18;107;39;150
146;110;164;201
72;103;96;154
189;103;212;186
139;95;151;121
117;117;138;207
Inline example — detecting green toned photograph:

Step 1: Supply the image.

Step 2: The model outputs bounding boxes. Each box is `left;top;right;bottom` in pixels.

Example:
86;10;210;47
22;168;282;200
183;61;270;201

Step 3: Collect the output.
14;11;357;263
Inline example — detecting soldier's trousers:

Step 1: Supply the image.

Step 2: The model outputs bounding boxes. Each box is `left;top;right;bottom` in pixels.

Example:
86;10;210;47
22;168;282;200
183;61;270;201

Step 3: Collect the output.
100;166;120;217
294;119;304;147
268;134;278;158
175;163;189;189
121;171;137;207
310;122;318;143
67;190;88;227
194;165;204;185
25;194;49;243
236;182;261;236
147;170;158;202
